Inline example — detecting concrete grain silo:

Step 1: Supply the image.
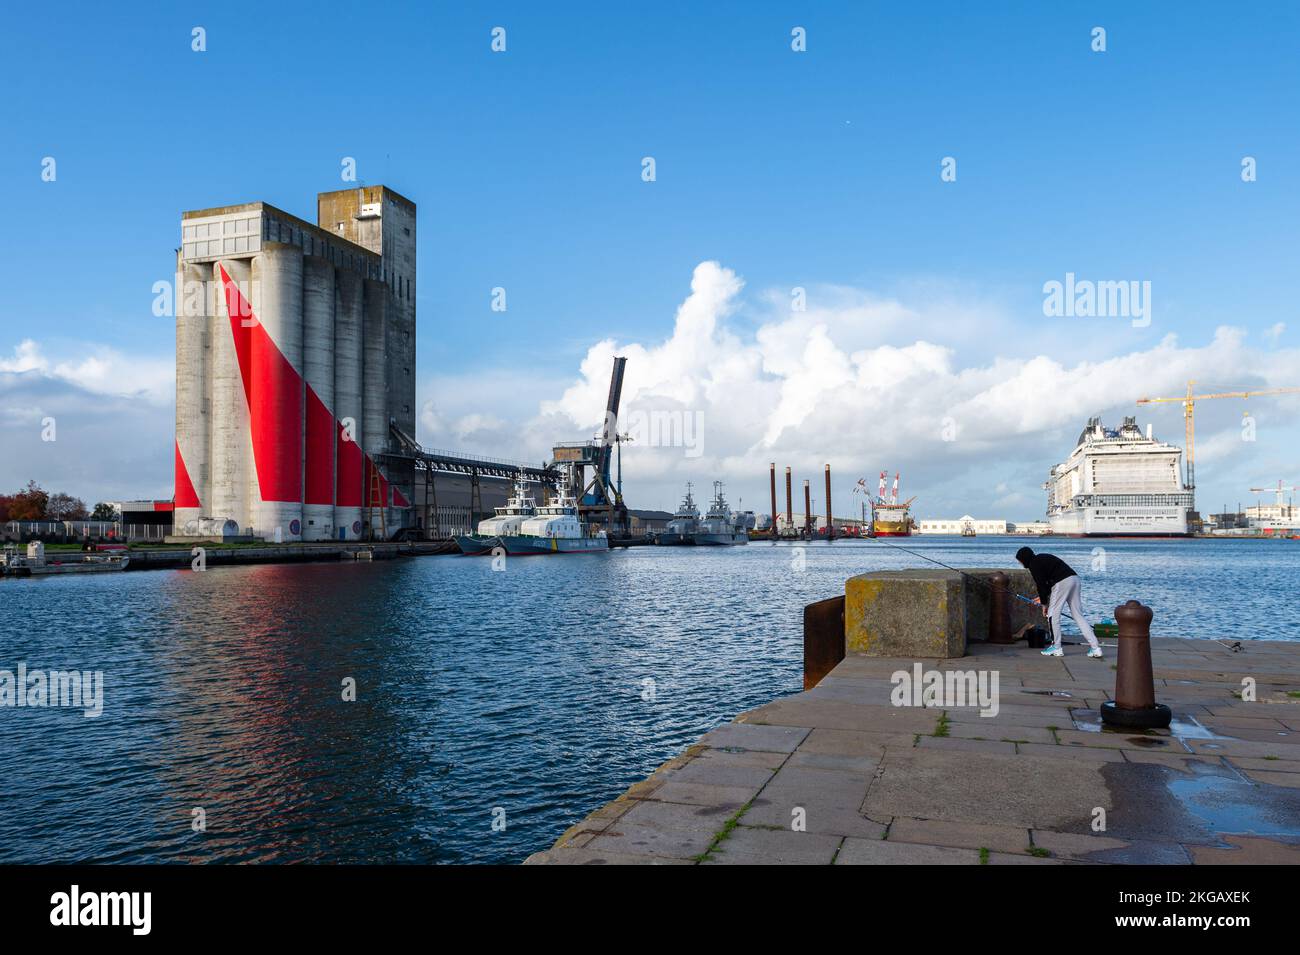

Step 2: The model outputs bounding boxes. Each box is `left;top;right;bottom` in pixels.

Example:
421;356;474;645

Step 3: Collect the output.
362;277;389;534
333;269;365;540
174;187;416;542
173;257;210;534
301;254;336;541
250;243;304;541
210;258;252;534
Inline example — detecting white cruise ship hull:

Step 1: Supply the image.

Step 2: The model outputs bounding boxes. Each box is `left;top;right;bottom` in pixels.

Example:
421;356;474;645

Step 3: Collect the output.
1050;506;1188;536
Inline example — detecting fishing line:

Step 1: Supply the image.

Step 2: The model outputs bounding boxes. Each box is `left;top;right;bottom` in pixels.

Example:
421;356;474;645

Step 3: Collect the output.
857;533;1041;607
850;533;1105;646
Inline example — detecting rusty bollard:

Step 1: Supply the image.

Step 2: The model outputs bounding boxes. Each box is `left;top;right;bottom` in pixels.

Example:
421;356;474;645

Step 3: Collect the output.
804;595;846;690
1100;599;1172;729
988;572;1013;644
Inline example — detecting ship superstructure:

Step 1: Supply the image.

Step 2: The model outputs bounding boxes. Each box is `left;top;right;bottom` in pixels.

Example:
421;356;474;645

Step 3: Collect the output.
870;471;914;537
454;473;539;555
691;481;749;546
657;483;701;546
1046;416;1191;536
501;471;609;554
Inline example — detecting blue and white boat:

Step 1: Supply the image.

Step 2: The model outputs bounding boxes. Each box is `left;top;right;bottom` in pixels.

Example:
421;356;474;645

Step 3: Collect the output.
455;474;539;555
499;473;609;555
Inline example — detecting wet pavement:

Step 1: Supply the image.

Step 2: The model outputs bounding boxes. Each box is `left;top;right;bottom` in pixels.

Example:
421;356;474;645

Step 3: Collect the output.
527;637;1300;865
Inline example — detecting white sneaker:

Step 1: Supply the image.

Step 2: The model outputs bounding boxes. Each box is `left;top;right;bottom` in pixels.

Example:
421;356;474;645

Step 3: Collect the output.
1087;648;1104;659
1040;647;1063;657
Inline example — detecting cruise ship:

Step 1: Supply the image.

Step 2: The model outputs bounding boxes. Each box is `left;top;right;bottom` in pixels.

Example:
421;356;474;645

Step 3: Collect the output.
1046;416;1192;536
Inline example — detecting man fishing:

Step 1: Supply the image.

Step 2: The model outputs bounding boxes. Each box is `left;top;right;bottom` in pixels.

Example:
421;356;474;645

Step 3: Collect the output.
1014;547;1103;659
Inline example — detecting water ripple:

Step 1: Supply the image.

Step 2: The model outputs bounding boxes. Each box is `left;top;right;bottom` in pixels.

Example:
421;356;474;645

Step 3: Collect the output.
0;537;1296;863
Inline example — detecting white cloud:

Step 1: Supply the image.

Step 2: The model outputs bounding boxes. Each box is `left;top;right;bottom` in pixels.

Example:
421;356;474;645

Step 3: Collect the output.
532;262;1300;516
8;266;1295;517
0;340;45;374
416;367;573;465
0;339;175;500
0;339;173;404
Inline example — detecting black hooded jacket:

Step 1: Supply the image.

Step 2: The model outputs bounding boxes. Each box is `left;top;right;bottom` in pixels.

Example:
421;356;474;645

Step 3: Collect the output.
1018;550;1077;603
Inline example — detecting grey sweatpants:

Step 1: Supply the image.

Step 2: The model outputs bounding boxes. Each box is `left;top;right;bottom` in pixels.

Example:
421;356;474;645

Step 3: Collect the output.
1047;575;1100;651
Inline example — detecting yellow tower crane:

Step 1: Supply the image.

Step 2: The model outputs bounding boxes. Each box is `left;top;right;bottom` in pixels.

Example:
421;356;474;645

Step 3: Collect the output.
1136;381;1300;493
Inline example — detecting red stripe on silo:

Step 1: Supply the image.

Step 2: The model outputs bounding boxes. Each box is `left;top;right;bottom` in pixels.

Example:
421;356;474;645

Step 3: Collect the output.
336;425;364;507
218;265;303;505
304;385;334;505
175;440;200;508
338;423;364;504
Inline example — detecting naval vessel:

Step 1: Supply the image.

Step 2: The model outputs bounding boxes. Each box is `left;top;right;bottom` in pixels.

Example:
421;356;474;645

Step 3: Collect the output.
692;482;749;546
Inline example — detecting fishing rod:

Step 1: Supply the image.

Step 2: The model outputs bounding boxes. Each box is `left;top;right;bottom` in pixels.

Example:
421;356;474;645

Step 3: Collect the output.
858;533;1042;607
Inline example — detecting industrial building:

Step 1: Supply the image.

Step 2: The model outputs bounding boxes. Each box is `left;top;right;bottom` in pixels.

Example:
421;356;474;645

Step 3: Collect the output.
114;501;176;530
627;509;675;535
173;186;416;541
1006;521;1052;535
916;516;1008;535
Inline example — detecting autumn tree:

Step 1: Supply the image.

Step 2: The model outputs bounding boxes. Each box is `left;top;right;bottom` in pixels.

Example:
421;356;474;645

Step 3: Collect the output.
8;481;48;521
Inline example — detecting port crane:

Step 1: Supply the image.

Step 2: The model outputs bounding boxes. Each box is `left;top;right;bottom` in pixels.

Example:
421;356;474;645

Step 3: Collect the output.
1250;480;1298;506
551;356;630;536
1136;381;1300;493
1249;480;1298;522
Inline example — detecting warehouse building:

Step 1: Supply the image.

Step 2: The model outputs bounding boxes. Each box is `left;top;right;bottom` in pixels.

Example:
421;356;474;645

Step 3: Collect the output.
173;186;416;541
916;516;1008;535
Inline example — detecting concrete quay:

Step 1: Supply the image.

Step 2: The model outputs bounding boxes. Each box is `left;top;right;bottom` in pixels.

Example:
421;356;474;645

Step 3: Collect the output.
526;638;1300;865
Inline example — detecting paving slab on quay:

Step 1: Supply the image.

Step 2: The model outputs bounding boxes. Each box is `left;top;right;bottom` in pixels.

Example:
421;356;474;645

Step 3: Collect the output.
525;639;1300;865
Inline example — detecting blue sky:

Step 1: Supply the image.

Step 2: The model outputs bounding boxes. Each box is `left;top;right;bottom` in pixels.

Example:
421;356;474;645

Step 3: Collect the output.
2;1;1298;517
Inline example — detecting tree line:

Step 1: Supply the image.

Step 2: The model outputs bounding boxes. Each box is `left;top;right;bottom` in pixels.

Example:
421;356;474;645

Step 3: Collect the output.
0;481;117;522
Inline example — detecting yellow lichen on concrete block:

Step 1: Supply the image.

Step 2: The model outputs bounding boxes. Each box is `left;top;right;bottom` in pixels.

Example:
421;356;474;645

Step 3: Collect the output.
845;570;966;658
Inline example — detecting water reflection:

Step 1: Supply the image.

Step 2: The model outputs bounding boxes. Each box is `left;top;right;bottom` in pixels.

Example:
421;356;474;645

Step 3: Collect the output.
1;537;1296;863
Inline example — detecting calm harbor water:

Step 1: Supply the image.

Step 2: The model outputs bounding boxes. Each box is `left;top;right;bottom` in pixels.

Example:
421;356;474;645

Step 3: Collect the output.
1;537;1296;864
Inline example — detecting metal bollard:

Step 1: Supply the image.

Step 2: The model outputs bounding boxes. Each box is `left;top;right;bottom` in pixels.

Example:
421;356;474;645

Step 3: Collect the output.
988;572;1013;644
1100;599;1172;729
803;595;846;690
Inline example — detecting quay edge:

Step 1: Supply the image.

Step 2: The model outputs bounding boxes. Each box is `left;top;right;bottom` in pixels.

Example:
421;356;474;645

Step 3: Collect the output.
526;575;1300;865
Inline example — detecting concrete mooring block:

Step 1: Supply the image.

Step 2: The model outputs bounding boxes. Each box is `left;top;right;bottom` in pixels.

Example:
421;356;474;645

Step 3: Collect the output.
845;570;966;658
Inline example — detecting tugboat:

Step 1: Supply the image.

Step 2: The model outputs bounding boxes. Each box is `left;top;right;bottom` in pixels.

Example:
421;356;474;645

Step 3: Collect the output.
691;481;749;546
656;483;701;546
499;472;609;555
455;473;538;555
